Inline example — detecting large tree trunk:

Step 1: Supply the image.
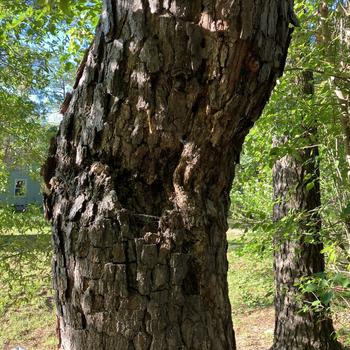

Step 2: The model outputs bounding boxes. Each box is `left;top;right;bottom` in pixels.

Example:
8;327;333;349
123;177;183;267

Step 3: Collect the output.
43;1;294;349
271;71;340;350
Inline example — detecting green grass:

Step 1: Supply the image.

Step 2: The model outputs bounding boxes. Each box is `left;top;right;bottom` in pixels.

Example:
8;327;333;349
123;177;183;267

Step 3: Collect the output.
1;304;56;350
0;209;55;349
0;246;56;350
0;233;51;315
0;228;275;349
227;229;274;313
0;227;348;349
227;229;275;349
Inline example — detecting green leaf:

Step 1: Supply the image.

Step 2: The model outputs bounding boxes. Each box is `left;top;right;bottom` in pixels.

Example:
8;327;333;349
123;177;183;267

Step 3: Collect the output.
304;282;318;293
64;61;74;72
306;181;314;191
311;300;321;307
270;147;280;156
333;273;350;288
59;0;71;14
320;291;333;305
341;202;350;218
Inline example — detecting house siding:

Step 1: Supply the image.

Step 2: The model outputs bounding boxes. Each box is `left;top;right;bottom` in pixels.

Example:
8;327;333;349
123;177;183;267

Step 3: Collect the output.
0;169;42;207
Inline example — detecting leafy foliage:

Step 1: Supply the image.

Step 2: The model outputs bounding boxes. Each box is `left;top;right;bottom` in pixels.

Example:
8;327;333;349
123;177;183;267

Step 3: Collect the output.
0;0;100;316
229;0;350;343
0;206;51;314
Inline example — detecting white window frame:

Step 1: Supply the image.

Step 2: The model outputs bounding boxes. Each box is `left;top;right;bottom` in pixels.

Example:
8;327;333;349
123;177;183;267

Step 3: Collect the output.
14;178;27;197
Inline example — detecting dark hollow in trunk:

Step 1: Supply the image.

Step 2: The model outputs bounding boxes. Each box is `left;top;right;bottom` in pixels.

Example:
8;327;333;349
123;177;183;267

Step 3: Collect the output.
271;71;341;350
43;1;294;349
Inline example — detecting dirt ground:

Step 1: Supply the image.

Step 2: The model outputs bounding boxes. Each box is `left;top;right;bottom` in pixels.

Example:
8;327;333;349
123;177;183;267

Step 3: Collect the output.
234;307;274;350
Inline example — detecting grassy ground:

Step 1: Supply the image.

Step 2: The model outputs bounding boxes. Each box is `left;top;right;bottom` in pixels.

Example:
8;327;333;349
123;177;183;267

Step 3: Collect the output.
0;225;56;350
2;305;56;350
0;229;275;350
0;229;349;349
227;229;275;350
227;229;350;349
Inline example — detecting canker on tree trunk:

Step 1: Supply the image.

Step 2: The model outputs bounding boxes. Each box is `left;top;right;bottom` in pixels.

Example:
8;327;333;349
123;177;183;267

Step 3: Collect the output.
43;1;294;349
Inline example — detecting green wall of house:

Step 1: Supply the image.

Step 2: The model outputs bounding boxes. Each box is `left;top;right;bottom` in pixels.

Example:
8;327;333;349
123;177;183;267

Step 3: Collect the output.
0;169;42;209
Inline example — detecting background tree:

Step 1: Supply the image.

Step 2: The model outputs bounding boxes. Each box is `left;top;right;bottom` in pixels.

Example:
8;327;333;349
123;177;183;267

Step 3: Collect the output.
230;0;350;345
271;70;339;350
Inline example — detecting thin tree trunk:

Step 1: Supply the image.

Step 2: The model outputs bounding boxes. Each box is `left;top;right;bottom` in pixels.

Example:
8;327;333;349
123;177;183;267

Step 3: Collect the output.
271;71;340;350
43;1;294;349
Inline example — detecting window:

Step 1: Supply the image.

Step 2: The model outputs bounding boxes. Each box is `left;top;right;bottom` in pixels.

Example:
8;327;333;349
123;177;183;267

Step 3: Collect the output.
14;179;27;197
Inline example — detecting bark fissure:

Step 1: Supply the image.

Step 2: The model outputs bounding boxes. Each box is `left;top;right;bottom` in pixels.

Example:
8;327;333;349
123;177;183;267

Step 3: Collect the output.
43;1;294;349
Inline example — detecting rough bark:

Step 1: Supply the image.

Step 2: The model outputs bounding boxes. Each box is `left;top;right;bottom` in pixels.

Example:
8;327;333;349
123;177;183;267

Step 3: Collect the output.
271;71;340;350
43;1;294;349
